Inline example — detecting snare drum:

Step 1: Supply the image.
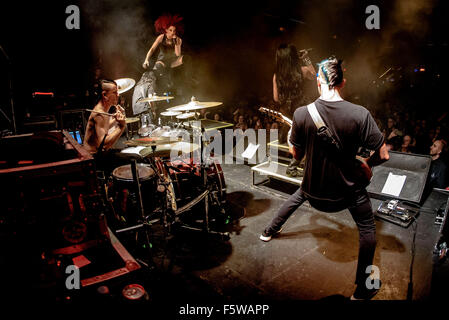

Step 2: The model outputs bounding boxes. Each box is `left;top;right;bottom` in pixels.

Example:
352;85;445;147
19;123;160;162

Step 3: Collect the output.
111;163;158;224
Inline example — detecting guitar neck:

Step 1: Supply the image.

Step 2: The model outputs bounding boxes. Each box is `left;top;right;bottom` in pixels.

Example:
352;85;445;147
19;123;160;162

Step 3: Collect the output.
258;107;292;126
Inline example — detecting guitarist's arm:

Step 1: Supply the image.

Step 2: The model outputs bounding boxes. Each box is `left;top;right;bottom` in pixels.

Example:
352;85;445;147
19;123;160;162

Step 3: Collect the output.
366;142;390;168
290;145;305;162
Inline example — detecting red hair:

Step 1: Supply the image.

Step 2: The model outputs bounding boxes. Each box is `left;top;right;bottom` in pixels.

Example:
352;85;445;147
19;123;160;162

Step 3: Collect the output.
154;14;184;35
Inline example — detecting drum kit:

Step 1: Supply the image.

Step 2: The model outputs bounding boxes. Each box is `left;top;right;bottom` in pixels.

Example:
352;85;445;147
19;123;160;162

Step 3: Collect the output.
91;78;229;247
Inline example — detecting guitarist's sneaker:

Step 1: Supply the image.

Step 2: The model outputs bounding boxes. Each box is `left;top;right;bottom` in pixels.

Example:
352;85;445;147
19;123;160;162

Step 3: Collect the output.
259;228;283;242
350;280;381;300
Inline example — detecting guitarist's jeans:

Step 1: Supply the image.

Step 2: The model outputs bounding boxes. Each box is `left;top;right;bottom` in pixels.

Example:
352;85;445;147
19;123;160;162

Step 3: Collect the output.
264;188;376;285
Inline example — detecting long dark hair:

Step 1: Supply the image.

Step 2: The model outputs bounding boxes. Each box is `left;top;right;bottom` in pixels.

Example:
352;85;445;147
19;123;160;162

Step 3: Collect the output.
275;44;303;106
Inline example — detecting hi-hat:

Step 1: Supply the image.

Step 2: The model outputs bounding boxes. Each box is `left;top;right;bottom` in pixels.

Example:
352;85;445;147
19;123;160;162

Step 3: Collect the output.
115;78;136;94
138;95;174;103
168;97;222;112
160;111;181;117
176;112;197;119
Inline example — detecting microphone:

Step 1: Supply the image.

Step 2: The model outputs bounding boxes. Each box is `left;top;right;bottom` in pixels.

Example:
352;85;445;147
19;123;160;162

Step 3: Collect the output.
298;48;313;54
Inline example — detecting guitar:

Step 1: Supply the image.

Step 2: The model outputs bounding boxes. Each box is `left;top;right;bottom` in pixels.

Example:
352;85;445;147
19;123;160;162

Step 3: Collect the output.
259;107;292;127
258;106;373;187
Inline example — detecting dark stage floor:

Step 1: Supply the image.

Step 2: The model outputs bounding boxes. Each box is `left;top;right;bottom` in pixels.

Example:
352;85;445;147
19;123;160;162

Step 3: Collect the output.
3;163;449;310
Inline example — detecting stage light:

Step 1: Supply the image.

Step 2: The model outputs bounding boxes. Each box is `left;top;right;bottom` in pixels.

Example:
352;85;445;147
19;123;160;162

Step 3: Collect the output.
32;92;54;97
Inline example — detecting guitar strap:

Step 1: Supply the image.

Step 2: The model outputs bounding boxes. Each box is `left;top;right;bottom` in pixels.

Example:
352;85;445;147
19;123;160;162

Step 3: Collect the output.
306;103;341;152
306;103;326;129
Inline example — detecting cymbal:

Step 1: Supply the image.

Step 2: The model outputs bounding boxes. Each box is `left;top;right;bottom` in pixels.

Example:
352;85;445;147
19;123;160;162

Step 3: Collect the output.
144;142;200;157
125;117;140;124
168;100;222;112
176;112;197;119
124;136;182;147
115;78;136;94
137;95;174;103
160;111;181;117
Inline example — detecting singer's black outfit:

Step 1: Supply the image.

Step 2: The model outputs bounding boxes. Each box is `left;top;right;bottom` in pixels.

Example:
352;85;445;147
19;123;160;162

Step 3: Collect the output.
263;98;384;286
276;58;309;175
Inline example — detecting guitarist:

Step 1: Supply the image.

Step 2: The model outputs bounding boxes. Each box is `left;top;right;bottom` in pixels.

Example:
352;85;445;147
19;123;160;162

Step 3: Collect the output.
260;56;390;300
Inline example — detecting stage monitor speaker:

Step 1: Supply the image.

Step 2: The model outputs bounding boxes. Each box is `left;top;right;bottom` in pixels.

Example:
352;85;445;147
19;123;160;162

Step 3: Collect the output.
367;151;432;204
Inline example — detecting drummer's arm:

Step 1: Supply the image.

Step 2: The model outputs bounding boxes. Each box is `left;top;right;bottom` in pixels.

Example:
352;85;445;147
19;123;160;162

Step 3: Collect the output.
144;34;164;65
95;115;125;151
174;37;182;57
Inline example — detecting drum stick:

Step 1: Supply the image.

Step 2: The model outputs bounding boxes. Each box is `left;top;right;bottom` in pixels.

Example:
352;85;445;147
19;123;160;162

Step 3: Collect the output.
85;109;116;117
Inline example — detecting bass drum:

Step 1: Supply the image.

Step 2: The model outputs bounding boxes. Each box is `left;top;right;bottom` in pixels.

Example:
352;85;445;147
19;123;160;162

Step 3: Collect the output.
155;158;226;214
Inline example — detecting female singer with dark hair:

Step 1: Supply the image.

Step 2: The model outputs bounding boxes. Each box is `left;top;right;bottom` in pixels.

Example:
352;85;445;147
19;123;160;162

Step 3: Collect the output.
273;43;316;176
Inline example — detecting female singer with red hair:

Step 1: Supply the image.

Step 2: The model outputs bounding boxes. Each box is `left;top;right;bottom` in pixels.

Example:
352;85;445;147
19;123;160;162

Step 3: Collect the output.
142;14;185;72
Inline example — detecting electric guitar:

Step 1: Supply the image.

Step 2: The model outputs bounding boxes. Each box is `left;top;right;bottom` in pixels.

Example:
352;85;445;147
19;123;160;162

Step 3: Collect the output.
258;106;373;187
258;107;292;127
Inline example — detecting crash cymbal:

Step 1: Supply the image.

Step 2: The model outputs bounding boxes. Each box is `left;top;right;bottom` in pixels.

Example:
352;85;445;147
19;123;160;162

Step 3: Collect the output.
160;111;181;117
124;136;182;147
176;112;197;119
125;117;140;124
115;78;136;94
137;95;174;103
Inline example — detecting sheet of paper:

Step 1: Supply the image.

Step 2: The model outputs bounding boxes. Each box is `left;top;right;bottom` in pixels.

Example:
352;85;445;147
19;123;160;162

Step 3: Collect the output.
381;172;407;197
241;143;260;159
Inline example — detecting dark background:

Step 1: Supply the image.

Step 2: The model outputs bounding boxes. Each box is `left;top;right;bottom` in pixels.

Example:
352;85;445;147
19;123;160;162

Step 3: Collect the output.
0;0;447;132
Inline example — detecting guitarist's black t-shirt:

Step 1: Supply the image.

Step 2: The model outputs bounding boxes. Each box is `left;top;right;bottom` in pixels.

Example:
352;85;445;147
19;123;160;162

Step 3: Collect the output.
290;98;384;202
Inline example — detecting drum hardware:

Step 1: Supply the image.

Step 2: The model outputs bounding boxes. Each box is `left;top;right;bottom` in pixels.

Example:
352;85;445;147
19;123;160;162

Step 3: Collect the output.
162;127;229;239
112;159;153;259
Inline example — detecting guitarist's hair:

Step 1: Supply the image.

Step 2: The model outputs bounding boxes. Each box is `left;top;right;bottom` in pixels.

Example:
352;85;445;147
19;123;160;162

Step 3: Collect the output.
275;44;303;108
317;56;343;89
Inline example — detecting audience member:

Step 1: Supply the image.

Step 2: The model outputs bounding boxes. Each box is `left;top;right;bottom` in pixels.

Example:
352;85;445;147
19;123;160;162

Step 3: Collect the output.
427;139;448;189
399;134;415;153
234;115;248;131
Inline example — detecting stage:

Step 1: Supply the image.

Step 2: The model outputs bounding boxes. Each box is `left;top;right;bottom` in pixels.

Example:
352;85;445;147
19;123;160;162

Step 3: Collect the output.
66;162;445;304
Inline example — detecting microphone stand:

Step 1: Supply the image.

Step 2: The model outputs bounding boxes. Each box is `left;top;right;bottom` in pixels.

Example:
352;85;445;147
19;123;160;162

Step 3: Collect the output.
0;45;17;135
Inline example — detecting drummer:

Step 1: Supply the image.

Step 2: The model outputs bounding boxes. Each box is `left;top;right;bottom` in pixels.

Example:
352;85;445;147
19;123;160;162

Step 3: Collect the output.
83;79;126;155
